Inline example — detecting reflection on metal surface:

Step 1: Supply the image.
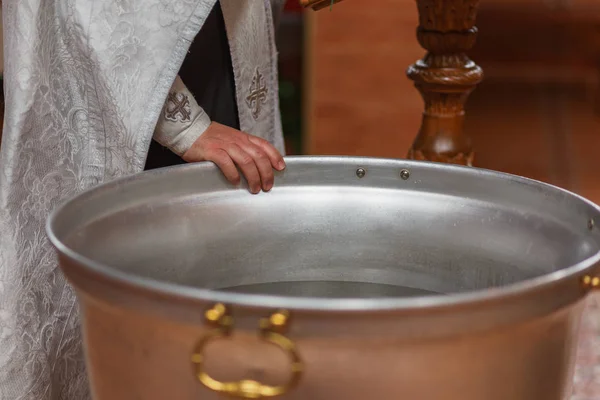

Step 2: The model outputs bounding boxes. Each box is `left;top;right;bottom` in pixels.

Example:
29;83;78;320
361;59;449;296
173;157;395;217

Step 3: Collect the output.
192;304;302;398
222;280;443;298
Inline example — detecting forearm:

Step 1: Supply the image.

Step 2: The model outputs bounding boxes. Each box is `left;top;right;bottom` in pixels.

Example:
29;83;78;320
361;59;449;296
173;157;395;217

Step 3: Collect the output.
153;75;211;156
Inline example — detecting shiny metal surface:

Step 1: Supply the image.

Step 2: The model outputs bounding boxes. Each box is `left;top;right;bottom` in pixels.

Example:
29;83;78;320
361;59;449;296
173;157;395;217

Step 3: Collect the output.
47;156;600;399
222;281;442;297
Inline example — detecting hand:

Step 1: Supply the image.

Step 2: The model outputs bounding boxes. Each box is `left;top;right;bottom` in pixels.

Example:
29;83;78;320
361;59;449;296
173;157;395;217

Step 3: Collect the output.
182;122;286;194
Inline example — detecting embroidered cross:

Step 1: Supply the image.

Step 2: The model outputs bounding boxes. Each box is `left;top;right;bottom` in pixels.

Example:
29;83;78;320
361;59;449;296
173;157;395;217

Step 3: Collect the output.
246;68;268;120
164;92;191;123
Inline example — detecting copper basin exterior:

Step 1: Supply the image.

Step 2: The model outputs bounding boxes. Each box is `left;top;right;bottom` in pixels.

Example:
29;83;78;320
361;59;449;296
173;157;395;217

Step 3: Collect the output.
47;157;600;399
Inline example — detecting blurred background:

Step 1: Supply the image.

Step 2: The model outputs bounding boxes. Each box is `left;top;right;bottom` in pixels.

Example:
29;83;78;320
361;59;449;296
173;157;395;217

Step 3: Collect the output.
276;0;600;204
1;1;599;201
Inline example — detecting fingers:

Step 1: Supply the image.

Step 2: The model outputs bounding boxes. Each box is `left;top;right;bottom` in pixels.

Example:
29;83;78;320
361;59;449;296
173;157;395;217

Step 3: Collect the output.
248;136;286;171
182;123;285;194
186;143;276;193
202;148;241;185
245;143;275;192
226;144;262;194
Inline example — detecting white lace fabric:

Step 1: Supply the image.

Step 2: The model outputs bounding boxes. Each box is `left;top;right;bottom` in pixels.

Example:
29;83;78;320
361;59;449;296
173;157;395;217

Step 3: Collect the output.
153;75;211;156
0;1;284;398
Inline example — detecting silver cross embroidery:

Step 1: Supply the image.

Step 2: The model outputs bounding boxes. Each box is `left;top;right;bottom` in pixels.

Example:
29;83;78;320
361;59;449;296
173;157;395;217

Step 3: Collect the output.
246;68;268;120
164;92;191;123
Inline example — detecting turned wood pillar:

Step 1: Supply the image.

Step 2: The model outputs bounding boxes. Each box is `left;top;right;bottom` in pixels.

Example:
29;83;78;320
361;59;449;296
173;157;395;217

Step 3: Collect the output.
407;0;483;166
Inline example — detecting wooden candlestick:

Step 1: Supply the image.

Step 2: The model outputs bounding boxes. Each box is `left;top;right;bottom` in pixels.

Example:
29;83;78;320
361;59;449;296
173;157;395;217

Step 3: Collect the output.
407;0;483;166
299;0;345;11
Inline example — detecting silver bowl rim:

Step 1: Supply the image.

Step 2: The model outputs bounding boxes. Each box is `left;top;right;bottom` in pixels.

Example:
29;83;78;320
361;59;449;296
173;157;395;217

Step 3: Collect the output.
46;156;600;312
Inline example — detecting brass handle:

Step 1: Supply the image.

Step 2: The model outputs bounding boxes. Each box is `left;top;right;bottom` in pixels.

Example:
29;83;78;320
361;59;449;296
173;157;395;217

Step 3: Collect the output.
582;275;600;290
191;304;303;399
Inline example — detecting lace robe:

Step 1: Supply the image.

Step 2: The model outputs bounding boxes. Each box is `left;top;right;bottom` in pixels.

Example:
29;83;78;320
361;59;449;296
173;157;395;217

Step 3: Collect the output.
0;0;284;398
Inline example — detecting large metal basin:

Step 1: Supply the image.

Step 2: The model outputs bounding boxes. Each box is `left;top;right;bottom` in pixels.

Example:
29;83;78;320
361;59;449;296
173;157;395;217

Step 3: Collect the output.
47;156;600;400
